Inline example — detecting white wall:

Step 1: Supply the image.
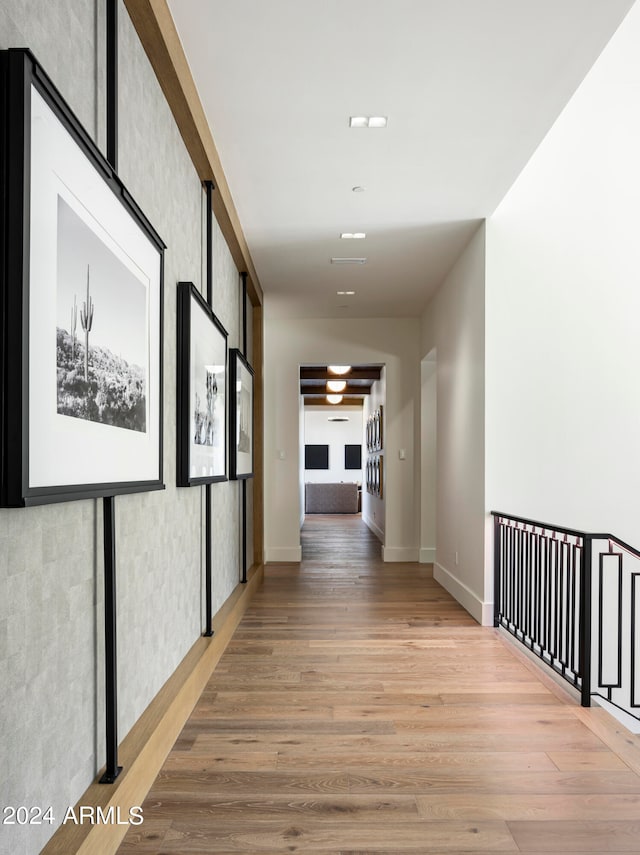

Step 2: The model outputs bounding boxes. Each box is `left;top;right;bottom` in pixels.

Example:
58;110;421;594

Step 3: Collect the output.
264;315;421;562
362;372;386;543
421;224;488;623
485;1;640;548
304;405;363;484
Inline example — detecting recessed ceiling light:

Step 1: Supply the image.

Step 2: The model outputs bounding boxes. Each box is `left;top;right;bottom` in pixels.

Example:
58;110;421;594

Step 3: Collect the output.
327;394;343;405
328;365;351;375
327;379;347;393
340;233;366;240
349;116;388;128
331;258;366;265
336;290;357;296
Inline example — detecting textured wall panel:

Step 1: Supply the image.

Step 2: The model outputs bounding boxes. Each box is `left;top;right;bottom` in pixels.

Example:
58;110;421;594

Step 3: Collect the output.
0;3;252;853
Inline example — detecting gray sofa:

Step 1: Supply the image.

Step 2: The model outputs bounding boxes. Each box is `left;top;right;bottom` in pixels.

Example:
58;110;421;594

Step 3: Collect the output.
305;482;359;514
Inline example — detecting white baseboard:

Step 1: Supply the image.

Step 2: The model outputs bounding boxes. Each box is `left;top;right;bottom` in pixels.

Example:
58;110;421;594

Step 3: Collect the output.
434;562;492;625
419;547;436;563
265;546;302;563
363;515;385;543
382;546;420;562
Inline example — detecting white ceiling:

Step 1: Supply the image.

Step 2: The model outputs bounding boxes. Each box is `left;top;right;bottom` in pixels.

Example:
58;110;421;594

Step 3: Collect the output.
166;0;635;319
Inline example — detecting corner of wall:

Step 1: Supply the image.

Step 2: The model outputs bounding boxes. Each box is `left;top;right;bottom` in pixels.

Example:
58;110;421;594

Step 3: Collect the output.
433;562;493;625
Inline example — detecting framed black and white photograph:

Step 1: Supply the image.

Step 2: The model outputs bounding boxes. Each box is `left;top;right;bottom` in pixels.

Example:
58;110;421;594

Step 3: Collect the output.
229;349;254;479
0;50;164;507
177;282;228;486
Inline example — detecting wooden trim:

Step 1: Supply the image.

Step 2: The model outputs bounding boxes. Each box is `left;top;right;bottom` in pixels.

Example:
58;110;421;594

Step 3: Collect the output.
121;0;266;572
300;367;382;381
304;397;364;407
252;304;264;565
302;384;371;396
40;564;264;855
122;0;263;307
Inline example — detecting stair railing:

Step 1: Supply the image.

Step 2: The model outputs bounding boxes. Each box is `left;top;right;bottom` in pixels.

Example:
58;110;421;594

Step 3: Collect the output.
492;512;640;722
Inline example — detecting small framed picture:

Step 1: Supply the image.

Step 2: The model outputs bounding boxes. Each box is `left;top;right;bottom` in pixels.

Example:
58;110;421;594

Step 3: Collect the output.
176;282;228;485
229;349;254;479
0;49;164;506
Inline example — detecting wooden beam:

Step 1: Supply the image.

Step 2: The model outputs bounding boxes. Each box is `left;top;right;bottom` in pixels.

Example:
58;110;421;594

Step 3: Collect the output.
304;397;364;407
252;305;264;565
122;0;263;307
301;384;371;396
300;367;382;381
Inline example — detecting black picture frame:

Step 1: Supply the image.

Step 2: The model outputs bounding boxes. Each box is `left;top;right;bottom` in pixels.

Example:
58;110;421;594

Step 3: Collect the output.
305;444;329;470
377;404;384;451
0;49;165;507
345;444;362;470
229;348;254;480
176;282;228;486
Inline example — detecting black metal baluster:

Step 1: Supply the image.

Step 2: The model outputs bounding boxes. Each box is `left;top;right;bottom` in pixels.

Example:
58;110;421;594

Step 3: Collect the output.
579;535;592;707
203;179;214;636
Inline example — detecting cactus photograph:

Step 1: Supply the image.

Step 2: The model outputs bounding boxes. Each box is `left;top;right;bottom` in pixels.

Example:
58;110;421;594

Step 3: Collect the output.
55;195;148;433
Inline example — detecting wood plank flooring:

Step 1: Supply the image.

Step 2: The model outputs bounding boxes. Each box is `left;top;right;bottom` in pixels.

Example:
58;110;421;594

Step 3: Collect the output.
118;516;640;854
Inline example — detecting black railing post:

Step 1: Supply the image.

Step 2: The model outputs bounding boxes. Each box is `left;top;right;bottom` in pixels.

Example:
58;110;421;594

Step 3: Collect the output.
100;496;122;782
203;179;215;635
106;0;118;171
579;534;593;707
493;514;501;627
240;271;248;584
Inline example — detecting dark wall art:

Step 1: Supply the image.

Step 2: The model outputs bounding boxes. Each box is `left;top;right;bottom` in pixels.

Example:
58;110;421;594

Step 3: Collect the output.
177;282;228;485
229;349;254;479
366;405;384;453
345;444;362;470
305;445;329;470
0;49;164;506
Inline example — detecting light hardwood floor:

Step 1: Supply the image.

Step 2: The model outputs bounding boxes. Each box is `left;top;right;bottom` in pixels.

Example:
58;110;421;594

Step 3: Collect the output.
119;515;640;854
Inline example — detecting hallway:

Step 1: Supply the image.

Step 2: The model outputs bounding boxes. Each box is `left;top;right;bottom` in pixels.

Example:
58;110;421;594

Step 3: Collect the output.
119;518;640;854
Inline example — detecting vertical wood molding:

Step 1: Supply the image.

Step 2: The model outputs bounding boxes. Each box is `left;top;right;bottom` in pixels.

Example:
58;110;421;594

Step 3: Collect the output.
252;304;264;565
122;0;266;573
122;0;263;308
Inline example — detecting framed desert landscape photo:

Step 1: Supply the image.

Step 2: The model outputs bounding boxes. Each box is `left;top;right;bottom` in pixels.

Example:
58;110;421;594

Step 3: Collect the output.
176;282;228;486
0;49;164;507
229;349;254;479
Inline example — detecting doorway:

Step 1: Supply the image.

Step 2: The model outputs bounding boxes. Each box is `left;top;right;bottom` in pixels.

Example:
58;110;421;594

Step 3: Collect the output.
298;363;385;560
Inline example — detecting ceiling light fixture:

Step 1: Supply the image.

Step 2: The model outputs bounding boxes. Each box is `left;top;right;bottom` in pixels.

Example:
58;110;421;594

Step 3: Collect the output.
326;394;343;405
327;379;347;393
328;365;351;375
340;232;366;239
349;116;388;128
331;258;366;265
336;290;356;296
